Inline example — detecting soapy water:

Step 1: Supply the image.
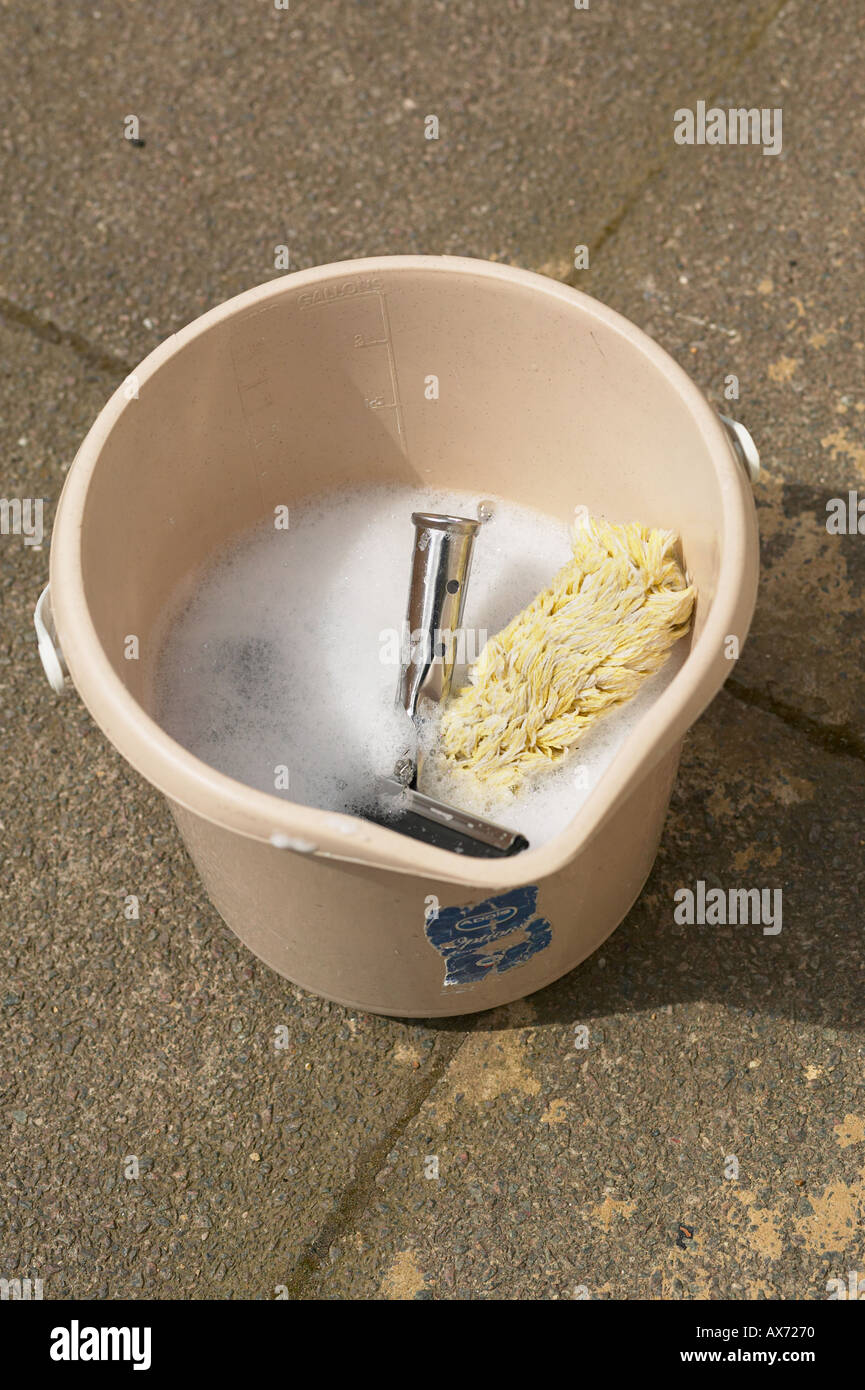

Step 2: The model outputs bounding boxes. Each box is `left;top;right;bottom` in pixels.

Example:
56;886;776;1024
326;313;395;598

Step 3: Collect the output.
155;485;690;849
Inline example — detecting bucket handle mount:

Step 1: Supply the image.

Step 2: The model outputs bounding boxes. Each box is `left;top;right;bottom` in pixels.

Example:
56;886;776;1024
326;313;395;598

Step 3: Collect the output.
34;584;67;694
719;414;760;484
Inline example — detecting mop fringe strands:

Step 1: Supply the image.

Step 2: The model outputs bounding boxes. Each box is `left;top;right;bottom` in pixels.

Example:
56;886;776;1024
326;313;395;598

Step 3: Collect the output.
439;507;696;793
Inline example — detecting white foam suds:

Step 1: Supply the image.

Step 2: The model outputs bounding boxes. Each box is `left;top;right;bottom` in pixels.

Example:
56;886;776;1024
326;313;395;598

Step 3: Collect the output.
155;485;690;849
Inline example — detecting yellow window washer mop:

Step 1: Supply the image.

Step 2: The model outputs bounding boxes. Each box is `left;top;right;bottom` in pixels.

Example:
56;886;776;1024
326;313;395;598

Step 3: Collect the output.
439;505;696;795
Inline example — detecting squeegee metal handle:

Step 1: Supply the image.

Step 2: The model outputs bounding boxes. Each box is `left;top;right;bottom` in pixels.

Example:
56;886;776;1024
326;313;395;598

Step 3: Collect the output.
396;512;480;720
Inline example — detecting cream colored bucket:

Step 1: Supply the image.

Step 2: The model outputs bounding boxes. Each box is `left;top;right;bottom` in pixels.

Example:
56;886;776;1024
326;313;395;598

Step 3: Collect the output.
37;256;760;1017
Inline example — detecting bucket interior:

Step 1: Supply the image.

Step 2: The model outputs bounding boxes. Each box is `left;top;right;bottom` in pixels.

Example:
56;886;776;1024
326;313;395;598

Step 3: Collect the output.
77;264;726;730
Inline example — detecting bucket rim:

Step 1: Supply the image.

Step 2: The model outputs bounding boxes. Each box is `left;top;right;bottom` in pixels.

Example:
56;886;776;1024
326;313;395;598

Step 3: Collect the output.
49;254;759;889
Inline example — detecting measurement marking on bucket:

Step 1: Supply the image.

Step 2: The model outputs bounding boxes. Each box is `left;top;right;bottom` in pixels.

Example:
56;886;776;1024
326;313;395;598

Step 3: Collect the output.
229;287;409;491
378;291;406;450
233;339;275;415
229;333;281;498
301;286;406;452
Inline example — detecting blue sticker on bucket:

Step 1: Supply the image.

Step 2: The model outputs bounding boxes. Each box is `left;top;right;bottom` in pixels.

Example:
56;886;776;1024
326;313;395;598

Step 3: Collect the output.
425;886;552;987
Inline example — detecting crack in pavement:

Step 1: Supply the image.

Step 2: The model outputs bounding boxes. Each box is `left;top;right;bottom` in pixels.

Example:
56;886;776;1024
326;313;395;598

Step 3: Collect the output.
0;296;133;377
723;679;865;764
280;1029;466;1299
562;0;794;281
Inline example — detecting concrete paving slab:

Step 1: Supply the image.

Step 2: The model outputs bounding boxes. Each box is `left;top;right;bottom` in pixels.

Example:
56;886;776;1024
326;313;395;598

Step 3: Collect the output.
1;0;862;1304
550;0;864;490
1;0;779;362
548;0;865;737
0;325;466;1300
312;695;865;1299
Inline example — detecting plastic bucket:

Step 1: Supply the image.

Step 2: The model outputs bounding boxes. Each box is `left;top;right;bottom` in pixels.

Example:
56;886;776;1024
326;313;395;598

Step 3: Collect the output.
40;256;759;1017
